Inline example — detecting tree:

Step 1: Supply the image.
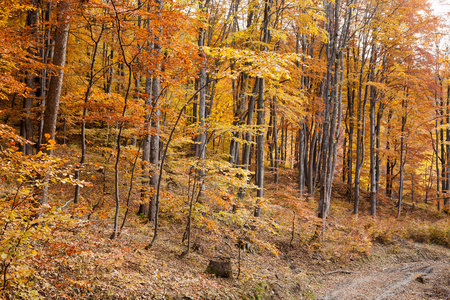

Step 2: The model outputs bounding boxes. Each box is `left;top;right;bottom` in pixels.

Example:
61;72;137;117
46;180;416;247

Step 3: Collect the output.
317;0;355;220
42;0;70;144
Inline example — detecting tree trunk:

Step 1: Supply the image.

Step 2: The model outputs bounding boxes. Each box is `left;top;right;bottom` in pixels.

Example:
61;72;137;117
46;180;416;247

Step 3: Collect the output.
346;48;355;203
318;0;354;219
375;102;383;199
254;0;272;216
353;40;370;215
398;99;407;218
273;96;279;186
307;128;318;196
40;1;70;205
255;76;264;215
196;18;207;202
369;51;377;217
139;76;152;217
110;0;136;239
242;79;259;170
149;71;161;223
148;0;163;224
21;0;38;156
74;25;104;204
37;5;52;151
42;1;70;143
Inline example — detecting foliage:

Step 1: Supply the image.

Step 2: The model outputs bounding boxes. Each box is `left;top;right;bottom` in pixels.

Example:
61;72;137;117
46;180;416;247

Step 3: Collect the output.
404;219;450;247
0;125;83;298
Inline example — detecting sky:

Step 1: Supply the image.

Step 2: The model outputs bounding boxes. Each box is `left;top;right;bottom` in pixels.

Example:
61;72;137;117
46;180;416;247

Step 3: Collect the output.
431;0;450;16
430;0;450;47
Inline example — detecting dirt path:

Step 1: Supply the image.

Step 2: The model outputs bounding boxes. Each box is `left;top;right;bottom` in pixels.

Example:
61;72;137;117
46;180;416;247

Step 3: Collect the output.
316;246;450;300
319;260;449;299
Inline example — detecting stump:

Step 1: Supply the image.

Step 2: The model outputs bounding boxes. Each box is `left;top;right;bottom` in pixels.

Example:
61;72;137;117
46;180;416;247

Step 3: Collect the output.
206;259;232;278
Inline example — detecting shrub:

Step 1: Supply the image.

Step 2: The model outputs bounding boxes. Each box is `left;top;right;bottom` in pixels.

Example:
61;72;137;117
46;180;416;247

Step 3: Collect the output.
0;125;79;298
405;220;450;247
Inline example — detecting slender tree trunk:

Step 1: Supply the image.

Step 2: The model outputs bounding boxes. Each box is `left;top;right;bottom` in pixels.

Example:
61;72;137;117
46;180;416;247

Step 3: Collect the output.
229;73;241;165
434;62;441;210
296;32;307;197
196;15;207;203
353;41;370;215
37;5;52;151
375;103;383;198
74;26;104;204
298;123;306;197
255;76;264;215
440;94;445;212
445;87;450;206
385;109;394;198
149;71;161;223
273;96;279;186
346;48;355;203
242;79;259;170
254;0;272;216
369;50;377;217
139;76;152;217
318;0;336;219
21;0;38;156
307;128;318;196
110;0;138;239
148;0;163;224
369;88;376;216
398;99;407;218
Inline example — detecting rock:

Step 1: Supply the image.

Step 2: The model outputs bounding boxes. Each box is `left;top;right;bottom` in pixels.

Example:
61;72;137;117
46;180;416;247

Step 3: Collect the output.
206;259;233;278
415;273;430;284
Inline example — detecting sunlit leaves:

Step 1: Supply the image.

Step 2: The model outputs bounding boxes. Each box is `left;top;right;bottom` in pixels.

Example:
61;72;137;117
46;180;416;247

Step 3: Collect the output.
0;125;82;297
204;47;300;81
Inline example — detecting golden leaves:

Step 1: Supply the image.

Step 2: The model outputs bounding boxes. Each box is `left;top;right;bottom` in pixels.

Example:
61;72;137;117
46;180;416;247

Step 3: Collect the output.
204;46;302;82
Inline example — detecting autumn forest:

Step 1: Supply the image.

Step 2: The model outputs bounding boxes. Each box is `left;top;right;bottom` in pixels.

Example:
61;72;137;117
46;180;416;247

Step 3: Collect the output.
0;0;449;298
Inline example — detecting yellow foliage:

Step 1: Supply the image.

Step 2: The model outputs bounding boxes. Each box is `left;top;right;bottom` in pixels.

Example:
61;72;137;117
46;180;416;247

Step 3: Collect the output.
0;125;82;298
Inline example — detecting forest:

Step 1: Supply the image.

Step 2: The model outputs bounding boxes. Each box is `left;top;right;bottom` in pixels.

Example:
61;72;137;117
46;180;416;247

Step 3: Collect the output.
0;0;449;298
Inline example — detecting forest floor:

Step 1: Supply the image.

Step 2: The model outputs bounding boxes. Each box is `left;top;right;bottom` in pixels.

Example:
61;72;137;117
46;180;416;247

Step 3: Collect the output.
30;213;449;300
29;202;449;299
23;154;450;299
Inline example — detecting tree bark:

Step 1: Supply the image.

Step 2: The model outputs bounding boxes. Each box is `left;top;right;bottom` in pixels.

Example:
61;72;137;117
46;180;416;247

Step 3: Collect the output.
139;76;152;217
369;50;377;217
242;79;259;169
353;39;370;215
148;0;163;224
254;0;272;216
74;25;104;204
398;98;407;218
21;0;39;156
318;0;352;219
42;1;70;143
40;1;70;205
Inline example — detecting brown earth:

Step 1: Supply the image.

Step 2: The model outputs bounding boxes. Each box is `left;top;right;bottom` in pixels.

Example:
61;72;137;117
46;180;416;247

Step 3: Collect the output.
31;213;449;299
318;243;450;300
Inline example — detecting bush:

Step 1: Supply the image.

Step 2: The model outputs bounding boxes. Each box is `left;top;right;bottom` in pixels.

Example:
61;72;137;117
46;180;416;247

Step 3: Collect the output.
405;220;450;247
0;125;78;298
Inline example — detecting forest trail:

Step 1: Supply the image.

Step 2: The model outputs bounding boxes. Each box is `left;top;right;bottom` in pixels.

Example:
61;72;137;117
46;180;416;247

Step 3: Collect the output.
318;259;450;300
